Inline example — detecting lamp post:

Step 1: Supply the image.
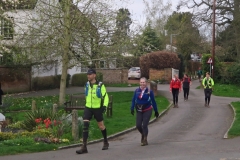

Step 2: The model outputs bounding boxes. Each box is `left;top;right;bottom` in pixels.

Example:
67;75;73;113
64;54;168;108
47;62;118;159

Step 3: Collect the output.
170;34;179;53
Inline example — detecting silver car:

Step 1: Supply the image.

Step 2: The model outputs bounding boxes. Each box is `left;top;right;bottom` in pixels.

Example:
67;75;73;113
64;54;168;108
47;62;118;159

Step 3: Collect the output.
128;67;141;79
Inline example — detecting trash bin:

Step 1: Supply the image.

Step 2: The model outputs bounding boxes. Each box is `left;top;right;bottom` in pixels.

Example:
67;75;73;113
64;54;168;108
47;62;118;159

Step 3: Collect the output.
150;81;157;96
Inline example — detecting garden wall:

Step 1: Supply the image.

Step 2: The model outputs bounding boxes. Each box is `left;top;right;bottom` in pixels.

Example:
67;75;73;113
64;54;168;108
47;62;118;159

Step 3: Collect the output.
149;68;172;82
96;68;128;84
0;66;31;93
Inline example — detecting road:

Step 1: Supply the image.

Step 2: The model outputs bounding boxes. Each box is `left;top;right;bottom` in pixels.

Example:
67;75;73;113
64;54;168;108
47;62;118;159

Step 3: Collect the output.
2;80;240;160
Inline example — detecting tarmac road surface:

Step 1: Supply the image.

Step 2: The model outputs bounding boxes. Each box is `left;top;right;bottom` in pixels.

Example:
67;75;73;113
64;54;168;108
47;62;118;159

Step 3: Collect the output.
2;80;240;160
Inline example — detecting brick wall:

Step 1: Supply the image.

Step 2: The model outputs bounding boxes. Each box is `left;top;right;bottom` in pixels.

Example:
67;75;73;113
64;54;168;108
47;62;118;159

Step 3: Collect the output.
0;66;31;93
96;68;128;84
149;68;172;82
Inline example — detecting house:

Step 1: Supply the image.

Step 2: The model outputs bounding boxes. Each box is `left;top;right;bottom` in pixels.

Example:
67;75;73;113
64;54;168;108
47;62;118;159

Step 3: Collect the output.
0;0;118;82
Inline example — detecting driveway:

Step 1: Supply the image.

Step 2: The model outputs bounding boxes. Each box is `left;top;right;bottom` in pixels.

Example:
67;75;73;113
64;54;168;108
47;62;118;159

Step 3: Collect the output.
2;80;240;160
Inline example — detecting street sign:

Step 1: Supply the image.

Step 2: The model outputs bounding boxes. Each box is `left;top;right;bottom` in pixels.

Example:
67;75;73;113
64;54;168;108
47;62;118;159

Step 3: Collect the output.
207;58;212;64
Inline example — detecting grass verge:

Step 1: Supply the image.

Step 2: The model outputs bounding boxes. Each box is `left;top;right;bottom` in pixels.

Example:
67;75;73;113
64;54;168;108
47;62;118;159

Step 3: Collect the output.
227;101;240;138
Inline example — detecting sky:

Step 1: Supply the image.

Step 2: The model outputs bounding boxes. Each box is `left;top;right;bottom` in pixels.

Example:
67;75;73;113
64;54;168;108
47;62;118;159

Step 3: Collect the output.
115;0;184;27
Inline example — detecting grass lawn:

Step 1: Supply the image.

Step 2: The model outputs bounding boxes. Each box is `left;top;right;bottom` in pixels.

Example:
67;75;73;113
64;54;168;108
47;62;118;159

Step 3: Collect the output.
196;83;240;97
212;84;240;97
0;91;169;156
228;101;240;138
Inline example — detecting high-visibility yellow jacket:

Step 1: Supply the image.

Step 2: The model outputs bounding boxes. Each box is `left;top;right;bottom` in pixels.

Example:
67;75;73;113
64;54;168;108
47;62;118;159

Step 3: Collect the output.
202;77;214;89
85;81;109;108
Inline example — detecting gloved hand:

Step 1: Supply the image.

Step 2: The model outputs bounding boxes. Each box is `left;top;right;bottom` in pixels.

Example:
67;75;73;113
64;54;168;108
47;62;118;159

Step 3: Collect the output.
102;106;107;114
155;111;159;118
131;110;134;116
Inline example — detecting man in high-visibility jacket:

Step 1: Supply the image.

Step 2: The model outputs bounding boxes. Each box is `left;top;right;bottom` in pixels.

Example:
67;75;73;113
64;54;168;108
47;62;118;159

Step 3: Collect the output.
76;69;109;154
202;72;214;107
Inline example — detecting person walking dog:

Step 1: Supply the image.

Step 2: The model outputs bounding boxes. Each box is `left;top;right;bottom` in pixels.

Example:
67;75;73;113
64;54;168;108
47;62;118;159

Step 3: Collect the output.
76;69;109;154
202;72;214;107
130;77;159;146
170;74;181;108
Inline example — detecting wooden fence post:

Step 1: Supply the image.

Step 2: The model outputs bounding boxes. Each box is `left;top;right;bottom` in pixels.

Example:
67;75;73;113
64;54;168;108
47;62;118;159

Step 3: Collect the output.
32;100;36;111
72;109;79;141
53;104;58;114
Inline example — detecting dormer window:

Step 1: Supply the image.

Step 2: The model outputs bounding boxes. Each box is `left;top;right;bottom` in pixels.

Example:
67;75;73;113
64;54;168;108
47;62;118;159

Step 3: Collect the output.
1;17;14;40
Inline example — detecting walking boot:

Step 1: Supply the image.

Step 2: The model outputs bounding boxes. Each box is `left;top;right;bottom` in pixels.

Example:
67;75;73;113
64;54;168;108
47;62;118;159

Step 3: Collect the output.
141;134;144;145
102;141;109;150
76;144;88;154
141;137;148;146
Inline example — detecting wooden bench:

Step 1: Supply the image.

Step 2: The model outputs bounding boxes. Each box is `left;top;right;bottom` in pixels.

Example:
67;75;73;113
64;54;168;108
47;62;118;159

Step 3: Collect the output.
64;94;113;117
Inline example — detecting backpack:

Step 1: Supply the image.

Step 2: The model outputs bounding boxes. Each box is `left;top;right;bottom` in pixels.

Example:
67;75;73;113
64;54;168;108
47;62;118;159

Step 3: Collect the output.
85;81;103;98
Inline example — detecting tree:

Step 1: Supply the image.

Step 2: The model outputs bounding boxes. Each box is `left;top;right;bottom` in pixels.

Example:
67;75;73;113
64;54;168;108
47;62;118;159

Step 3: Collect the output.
177;0;240;60
110;8;133;64
165;12;202;72
3;0;119;104
143;0;172;36
134;23;163;56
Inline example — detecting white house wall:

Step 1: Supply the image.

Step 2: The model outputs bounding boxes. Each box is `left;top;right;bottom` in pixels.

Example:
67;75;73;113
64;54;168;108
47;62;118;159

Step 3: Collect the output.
1;10;34;46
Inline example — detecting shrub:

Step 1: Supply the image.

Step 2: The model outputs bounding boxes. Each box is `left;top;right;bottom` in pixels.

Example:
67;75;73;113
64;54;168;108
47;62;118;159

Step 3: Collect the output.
0;132;16;141
32;74;71;91
71;72;103;86
140;51;180;78
71;73;88;86
116;56;140;68
225;63;240;85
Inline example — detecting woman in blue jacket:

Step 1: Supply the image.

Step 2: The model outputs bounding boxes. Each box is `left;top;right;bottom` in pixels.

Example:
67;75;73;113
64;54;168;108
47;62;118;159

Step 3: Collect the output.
130;77;159;146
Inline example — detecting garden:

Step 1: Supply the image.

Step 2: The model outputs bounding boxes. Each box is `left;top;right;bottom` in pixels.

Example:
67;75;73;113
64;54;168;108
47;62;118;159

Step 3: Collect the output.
0;91;170;156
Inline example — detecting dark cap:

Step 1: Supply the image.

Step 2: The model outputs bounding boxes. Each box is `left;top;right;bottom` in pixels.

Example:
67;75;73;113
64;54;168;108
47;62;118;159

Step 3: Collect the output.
87;69;96;75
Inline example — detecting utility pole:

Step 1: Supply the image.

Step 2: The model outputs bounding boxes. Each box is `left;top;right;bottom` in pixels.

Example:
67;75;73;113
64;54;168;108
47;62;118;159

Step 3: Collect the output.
212;0;216;79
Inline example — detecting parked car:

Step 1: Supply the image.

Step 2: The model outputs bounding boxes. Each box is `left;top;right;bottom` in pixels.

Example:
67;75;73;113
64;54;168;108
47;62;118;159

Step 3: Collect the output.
128;67;141;79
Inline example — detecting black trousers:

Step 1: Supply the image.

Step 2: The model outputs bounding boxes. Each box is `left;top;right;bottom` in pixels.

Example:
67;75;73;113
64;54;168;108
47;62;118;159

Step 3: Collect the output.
183;88;190;99
204;88;212;105
172;88;179;105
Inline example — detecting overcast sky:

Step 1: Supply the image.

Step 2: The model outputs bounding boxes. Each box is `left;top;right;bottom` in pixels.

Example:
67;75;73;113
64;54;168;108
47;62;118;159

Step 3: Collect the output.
112;0;193;29
115;0;181;26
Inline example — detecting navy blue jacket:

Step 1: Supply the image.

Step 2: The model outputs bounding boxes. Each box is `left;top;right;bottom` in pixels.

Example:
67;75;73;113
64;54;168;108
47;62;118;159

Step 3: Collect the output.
131;87;158;112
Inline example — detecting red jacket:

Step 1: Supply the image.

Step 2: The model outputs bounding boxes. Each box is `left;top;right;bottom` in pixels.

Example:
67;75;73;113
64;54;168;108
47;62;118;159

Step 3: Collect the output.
170;78;182;91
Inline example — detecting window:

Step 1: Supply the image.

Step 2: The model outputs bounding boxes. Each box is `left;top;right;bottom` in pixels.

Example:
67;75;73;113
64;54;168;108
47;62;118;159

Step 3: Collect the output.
100;60;106;68
1;17;14;40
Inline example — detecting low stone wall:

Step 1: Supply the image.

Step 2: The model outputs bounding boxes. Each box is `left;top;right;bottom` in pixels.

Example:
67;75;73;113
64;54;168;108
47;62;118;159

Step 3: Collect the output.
96;68;128;84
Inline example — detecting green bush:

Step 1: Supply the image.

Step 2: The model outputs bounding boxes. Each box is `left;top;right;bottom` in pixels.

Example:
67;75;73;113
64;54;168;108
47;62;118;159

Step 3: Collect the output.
32;74;71;91
96;72;103;82
116;56;140;68
71;72;103;87
71;73;88;87
225;63;240;85
0;132;16;141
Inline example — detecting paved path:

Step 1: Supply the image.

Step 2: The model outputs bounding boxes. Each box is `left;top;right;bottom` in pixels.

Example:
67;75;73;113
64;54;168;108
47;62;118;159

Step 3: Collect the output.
2;80;240;160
